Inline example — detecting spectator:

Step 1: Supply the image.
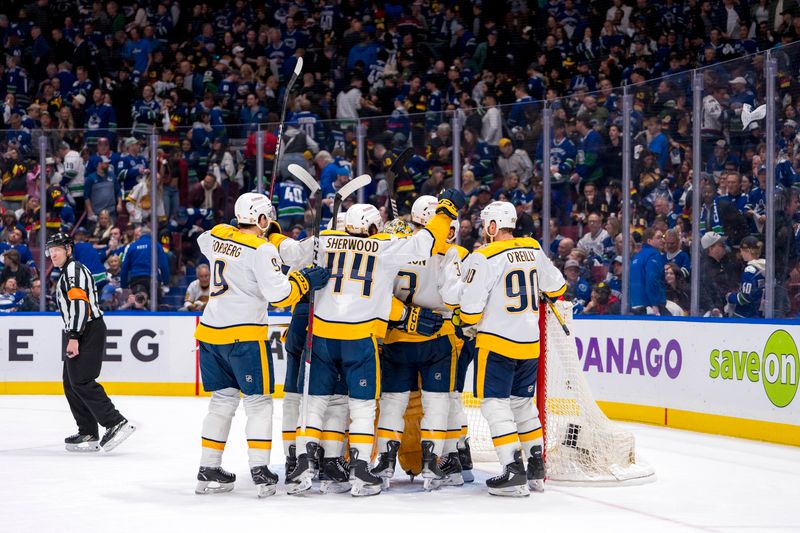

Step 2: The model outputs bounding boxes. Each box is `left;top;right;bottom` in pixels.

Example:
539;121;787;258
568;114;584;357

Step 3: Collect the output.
0;278;24;312
118;291;150;311
630;227;667;315
480;93;502;152
583;282;621;315
120;226;170;296
577;213;611;261
497;137;534;185
571;115;604;186
0;249;32;288
190;173;225;223
725;236;766;318
0;226;35;271
19;277;47;311
181;264;211;312
72;227;109;287
664;262;691;314
699;231;737;316
84;155;122;223
663;228;691;276
563;258;592;313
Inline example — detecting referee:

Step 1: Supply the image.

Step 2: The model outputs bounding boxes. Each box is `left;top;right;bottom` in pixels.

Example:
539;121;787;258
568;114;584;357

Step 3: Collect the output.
47;232;136;452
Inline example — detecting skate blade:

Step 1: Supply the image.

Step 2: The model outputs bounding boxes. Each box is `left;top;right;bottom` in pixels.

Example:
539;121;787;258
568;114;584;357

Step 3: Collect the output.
488;485;530;497
195;480;234;495
320;480;351;494
441;473;464;487
528;479;544;493
102;423;136;452
286;474;314;495
380;477;391;490
65;442;101;453
350;480;381;497
256;484;277;498
462;469;474;483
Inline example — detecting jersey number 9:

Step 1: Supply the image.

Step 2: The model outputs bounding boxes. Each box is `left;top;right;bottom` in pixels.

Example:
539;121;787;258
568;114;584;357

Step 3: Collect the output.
210;259;228;297
505;268;539;313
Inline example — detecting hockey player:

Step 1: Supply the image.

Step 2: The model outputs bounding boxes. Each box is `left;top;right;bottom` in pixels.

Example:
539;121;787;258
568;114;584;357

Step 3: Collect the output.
194;192;330;498
458;201;566;497
374;196;463;491
269;189;465;497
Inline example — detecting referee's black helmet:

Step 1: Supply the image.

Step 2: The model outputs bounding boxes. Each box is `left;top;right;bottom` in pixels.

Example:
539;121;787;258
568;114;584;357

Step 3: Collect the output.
45;232;73;256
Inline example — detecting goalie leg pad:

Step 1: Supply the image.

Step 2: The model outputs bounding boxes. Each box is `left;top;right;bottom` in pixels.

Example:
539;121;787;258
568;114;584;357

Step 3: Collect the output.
420;391;450;457
243;393;273;468
200;387;240;467
398;390;423;476
480;396;520;467
321;394;349;458
348;398;377;459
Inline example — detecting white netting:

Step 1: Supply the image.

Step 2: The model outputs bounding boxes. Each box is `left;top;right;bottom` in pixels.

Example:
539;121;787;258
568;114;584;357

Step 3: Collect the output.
463;301;656;485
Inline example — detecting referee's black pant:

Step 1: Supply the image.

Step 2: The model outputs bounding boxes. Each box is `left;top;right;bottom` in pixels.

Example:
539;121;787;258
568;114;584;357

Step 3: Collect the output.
63;319;123;437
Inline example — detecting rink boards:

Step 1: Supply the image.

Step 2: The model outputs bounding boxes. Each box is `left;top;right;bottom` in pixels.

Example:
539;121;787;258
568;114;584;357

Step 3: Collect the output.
0;312;798;446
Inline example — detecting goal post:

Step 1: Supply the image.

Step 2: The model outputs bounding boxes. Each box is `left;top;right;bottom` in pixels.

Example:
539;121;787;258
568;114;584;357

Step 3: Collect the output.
463;300;656;485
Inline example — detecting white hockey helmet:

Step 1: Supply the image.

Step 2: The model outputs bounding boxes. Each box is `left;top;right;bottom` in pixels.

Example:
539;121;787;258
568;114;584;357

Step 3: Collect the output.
447;219;459;243
410;195;438;226
235;192;273;229
345;204;383;236
326;212;348;230
480;201;517;236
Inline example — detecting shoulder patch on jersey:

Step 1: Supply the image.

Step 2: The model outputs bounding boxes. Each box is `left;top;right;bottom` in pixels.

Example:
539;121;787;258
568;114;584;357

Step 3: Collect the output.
321;229;349;236
210;224;266;250
368;233;398;241
474;239;539;259
451;244;469;260
744;265;758;274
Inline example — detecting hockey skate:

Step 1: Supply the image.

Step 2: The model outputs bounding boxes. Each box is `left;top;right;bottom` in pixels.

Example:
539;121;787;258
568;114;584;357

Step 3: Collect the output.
64;433;100;453
527;444;545;493
457;437;474;483
284;444;297;483
195;466;236;494
286;442;319;495
349;448;382;497
439;452;465;486
251;465;279;498
319;456;351;494
486;450;530;497
371;440;400;489
99;418;136;452
420;440;446;491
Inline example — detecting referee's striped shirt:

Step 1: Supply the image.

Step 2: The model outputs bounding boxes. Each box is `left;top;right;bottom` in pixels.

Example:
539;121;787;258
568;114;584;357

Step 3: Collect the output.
56;258;103;337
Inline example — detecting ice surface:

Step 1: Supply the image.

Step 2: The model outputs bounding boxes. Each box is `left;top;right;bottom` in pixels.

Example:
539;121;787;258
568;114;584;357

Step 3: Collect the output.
1;395;798;532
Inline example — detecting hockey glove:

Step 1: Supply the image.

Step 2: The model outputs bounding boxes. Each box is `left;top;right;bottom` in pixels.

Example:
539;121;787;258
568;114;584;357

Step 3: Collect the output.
402;306;444;337
436;189;466;220
266;220;283;238
294;266;331;293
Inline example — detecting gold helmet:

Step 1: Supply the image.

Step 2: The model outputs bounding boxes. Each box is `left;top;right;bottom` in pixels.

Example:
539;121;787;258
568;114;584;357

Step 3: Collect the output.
383;218;413;237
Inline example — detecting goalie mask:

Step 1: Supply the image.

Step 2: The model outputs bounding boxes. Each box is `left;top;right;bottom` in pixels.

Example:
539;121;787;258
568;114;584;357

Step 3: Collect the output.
345;204;383;236
383;218;413;237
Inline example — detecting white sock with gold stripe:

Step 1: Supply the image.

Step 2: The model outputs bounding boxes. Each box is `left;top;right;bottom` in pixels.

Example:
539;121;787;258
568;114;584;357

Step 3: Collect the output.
511;395;542;462
321;394;349;457
243;394;273;468
296;394;331;453
421;391;449;456
200;388;240;467
282;392;301;457
376;391;408;452
481;397;520;466
348;398;377;459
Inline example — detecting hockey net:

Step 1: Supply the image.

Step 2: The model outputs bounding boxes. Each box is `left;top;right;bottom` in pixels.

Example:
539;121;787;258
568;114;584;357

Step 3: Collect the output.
462;300;655;485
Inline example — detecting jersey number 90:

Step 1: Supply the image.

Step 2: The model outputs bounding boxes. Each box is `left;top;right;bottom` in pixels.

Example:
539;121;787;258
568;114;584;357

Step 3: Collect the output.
505;268;539;313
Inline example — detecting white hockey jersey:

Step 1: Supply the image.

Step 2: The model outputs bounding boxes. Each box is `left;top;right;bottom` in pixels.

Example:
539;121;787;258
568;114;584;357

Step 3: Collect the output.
271;214;450;340
194;224;302;344
61;150;85;198
459;238;566;360
385;242;469;344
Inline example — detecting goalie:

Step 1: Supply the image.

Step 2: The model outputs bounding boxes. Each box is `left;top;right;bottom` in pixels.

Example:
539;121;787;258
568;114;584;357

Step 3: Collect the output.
457;201;566;497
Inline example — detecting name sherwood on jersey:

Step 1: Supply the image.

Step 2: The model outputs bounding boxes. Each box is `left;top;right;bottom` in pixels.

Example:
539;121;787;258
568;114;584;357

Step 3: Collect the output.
325;237;380;253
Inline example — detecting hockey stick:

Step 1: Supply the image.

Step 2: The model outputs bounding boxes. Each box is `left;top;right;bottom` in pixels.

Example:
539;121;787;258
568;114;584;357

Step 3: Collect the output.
541;293;570;336
268;57;304;198
384;147;414;220
331;174;372;229
288;163;322;433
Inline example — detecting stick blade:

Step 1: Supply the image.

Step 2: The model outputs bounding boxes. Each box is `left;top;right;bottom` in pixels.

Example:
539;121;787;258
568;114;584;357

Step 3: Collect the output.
390;147;415;174
293;56;304;76
337;174;372;200
288;164;319;194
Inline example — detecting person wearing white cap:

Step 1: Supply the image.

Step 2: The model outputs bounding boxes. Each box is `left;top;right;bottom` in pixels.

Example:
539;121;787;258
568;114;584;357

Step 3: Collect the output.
698;231;736;316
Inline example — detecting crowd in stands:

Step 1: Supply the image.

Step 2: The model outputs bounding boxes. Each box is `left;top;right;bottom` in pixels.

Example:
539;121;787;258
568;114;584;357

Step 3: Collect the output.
0;0;798;317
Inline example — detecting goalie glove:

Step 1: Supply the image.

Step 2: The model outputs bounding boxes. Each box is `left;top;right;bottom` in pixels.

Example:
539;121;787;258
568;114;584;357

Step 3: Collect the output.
393;305;444;337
